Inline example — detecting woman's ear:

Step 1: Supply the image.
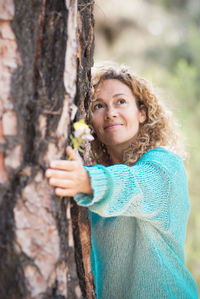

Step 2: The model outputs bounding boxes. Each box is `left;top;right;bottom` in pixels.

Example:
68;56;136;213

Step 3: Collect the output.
139;109;146;124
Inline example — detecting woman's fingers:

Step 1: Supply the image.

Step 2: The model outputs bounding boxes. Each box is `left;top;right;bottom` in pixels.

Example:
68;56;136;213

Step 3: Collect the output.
46;169;72;179
45;151;92;196
49;178;73;189
50;160;79;171
55;188;75;197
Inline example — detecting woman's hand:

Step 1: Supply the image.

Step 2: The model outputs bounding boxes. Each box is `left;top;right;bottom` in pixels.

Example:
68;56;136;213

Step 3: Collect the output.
45;146;93;197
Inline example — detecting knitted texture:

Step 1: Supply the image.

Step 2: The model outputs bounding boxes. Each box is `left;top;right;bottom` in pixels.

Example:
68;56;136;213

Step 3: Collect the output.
74;147;198;299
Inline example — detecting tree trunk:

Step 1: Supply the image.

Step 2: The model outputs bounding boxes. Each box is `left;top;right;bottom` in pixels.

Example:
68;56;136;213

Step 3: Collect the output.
0;0;95;298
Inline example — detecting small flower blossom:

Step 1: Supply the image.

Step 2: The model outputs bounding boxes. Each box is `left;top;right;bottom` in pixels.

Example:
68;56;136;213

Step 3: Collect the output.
70;119;94;153
73;119;89;131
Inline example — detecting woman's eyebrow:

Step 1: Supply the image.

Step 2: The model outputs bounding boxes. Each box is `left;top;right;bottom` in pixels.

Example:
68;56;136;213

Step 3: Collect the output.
93;98;103;102
94;93;126;102
113;93;126;98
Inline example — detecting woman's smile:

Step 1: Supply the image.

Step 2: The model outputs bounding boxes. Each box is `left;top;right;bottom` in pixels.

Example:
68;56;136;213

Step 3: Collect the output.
104;122;123;130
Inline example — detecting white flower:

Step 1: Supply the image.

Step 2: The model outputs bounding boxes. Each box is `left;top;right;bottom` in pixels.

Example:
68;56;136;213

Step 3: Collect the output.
71;119;94;151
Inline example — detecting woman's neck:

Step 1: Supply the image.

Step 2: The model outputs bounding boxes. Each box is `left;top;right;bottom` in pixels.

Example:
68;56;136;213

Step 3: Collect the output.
106;145;126;164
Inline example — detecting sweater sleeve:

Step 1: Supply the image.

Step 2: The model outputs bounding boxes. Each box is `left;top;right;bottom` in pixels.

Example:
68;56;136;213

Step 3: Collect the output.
74;149;186;229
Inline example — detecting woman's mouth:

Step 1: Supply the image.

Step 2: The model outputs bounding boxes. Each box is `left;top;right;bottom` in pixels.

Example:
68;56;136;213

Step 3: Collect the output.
104;123;123;130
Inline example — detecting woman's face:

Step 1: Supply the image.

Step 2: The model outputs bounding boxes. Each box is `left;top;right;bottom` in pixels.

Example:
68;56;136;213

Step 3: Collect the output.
91;79;146;152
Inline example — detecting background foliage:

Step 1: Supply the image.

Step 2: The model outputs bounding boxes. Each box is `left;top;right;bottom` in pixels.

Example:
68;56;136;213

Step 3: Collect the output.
94;0;200;288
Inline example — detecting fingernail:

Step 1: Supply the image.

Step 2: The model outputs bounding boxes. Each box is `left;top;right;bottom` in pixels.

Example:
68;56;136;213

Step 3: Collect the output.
49;178;54;184
51;162;56;168
45;169;50;177
55;188;60;196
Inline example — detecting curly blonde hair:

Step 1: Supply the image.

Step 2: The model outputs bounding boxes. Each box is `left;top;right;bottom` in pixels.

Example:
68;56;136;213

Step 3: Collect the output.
84;63;184;166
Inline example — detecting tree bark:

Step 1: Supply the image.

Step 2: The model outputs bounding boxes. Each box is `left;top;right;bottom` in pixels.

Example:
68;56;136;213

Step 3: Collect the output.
0;0;95;298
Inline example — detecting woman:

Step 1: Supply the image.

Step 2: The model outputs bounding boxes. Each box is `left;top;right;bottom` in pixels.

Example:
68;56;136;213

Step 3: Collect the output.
45;64;198;298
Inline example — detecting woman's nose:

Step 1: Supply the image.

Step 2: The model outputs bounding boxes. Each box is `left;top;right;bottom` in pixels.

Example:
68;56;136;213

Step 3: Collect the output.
105;107;118;119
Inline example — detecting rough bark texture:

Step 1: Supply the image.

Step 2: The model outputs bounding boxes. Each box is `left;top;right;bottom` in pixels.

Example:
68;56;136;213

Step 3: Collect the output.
71;1;96;299
0;0;95;298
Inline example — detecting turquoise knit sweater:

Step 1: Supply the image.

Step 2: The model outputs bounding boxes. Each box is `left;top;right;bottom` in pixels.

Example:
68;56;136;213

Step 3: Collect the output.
74;147;198;299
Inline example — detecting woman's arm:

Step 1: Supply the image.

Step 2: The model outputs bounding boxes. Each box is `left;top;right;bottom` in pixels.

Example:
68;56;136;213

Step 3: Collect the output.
46;147;188;230
74;148;188;232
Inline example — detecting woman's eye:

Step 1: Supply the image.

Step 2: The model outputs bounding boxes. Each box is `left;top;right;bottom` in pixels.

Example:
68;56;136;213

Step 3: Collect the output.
117;99;126;105
93;103;103;110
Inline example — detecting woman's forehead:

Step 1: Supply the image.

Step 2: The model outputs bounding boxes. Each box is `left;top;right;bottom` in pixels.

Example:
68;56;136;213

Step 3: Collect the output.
94;79;133;98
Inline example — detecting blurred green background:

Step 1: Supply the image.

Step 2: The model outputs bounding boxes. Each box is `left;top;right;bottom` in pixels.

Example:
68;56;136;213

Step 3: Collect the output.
94;0;200;289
